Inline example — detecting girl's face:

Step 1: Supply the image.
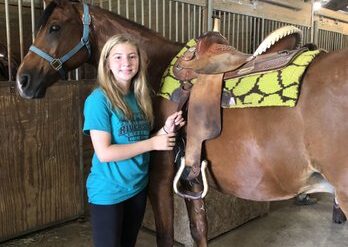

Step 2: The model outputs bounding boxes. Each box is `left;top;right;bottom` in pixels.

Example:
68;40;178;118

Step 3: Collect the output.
108;43;139;90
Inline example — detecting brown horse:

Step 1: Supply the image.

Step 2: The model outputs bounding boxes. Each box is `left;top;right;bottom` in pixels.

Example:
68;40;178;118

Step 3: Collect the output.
16;0;348;246
0;42;19;81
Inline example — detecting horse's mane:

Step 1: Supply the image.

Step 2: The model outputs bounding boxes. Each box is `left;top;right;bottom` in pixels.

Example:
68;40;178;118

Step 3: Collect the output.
37;1;58;29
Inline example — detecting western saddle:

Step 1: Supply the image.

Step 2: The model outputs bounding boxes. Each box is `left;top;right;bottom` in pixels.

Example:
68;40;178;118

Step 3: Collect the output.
172;26;307;199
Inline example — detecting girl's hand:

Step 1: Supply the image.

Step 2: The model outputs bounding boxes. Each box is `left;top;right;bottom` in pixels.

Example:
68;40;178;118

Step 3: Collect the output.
163;111;185;134
151;133;177;150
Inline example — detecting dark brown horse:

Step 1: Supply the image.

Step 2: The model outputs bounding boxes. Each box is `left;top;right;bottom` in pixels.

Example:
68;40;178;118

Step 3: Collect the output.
0;42;19;81
16;0;348;246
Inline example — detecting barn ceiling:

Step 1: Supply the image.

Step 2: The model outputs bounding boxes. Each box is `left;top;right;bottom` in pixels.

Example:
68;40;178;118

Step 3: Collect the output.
322;0;348;13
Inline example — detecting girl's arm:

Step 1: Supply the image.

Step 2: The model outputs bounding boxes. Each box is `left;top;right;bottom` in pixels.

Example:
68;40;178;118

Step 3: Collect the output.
90;130;176;162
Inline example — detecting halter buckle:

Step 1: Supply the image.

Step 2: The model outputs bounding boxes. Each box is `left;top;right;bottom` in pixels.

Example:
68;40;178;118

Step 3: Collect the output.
50;59;63;71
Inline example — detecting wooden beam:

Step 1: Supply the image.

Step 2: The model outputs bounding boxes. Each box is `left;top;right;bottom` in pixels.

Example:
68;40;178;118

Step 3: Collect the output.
318;19;344;33
316;7;348;24
213;0;312;26
259;0;303;10
175;0;206;6
316;12;348;35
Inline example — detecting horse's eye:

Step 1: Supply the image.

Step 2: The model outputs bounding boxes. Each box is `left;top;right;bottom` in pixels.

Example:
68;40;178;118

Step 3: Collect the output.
49;25;60;33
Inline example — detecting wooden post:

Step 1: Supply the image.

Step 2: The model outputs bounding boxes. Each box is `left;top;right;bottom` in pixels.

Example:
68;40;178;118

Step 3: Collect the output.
206;0;213;31
213;17;221;32
310;0;315;43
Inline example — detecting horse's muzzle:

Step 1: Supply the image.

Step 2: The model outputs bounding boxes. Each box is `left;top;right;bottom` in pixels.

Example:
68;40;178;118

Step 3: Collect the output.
16;73;42;99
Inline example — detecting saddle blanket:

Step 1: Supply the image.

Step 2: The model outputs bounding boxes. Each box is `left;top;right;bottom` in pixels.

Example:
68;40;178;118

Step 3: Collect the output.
159;40;320;108
159;39;196;100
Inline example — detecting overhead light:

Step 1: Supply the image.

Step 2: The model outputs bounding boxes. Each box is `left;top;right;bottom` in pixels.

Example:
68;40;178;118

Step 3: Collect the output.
313;1;322;11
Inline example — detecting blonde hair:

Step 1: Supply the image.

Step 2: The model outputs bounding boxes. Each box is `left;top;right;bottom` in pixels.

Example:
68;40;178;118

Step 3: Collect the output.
97;34;154;127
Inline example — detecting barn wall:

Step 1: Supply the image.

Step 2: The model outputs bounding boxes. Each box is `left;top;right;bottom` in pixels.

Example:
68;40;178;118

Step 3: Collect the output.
0;80;95;241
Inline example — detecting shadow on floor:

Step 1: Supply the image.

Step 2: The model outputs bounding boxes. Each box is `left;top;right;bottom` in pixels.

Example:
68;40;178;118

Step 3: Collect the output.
1;193;347;247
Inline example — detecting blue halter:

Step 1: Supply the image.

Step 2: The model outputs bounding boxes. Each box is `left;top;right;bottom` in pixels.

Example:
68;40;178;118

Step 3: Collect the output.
29;3;91;79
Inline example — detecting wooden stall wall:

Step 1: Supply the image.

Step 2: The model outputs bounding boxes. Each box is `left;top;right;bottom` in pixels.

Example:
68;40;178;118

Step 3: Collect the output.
0;80;95;242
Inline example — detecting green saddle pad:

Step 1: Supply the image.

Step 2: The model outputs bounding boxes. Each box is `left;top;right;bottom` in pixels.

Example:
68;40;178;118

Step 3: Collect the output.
159;40;320;108
158;39;197;99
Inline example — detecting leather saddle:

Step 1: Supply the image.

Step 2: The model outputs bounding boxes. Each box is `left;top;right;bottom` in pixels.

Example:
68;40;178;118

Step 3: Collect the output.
173;31;304;82
172;27;306;199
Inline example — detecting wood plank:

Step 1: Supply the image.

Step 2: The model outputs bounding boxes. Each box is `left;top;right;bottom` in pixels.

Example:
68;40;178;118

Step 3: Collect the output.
78;80;96;213
259;0;303;10
317;7;348;23
318;18;347;34
213;0;312;26
0;81;84;241
316;8;348;35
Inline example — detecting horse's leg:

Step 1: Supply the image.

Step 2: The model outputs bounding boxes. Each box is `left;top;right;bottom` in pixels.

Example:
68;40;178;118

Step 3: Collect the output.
149;151;175;246
333;196;347;224
318;170;348;223
327;171;348;223
183;182;208;247
148;98;178;246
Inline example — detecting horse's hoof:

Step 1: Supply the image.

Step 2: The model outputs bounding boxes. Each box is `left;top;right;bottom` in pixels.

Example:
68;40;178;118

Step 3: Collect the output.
333;204;347;224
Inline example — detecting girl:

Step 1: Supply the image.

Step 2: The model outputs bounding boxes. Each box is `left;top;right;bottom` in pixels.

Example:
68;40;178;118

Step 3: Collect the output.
83;34;184;247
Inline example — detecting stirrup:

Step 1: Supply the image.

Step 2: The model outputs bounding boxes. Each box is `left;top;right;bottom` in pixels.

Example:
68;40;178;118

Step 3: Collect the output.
173;157;209;199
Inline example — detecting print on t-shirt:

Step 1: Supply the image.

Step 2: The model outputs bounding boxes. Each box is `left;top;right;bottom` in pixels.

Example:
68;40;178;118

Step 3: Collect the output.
118;112;149;142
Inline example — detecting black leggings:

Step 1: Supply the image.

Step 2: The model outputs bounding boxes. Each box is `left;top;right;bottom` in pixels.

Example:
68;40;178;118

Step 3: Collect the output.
89;188;147;247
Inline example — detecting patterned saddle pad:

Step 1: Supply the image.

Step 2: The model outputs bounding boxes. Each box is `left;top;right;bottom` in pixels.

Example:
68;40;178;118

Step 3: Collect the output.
159;40;320;108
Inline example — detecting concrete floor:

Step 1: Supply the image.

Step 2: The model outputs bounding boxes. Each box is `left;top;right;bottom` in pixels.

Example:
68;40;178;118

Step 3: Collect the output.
1;193;347;247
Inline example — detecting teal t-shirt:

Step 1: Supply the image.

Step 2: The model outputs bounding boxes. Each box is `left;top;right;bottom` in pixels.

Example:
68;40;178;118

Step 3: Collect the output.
83;88;150;205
